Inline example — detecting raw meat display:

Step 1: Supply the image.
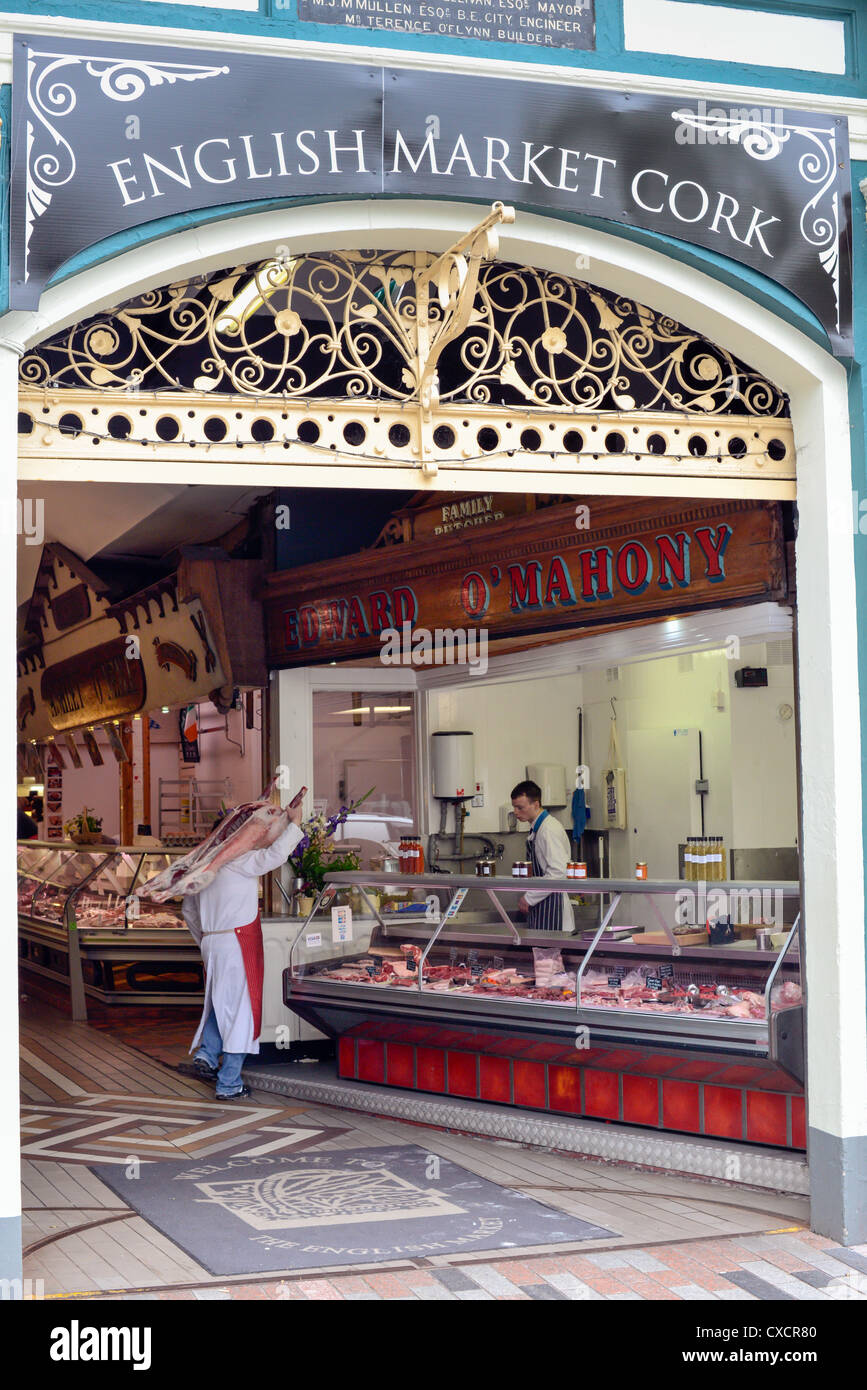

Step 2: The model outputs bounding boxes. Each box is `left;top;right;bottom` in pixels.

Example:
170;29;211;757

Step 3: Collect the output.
75;904;126;928
137;909;185;929
532;946;574;989
309;950;802;1019
134;793;291;902
17;879;39;911
771;980;803;1010
30;890;66;922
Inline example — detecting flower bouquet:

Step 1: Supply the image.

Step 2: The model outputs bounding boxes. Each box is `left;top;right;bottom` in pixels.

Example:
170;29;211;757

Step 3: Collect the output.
64;807;103;845
287;788;374;899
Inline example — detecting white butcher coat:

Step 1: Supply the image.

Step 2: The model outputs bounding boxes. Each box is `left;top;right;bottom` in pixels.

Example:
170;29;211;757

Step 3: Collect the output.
525;812;575;934
183;823;303;1055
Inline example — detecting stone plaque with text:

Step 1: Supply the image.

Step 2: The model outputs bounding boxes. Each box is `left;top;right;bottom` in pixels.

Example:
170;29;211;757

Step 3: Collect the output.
295;0;595;50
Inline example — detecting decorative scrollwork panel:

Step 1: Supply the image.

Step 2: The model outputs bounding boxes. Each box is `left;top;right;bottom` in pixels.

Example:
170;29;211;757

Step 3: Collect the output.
20;252;788;419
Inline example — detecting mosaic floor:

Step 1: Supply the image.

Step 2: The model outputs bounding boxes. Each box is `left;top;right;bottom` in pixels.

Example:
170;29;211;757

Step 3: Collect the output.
16;986;867;1300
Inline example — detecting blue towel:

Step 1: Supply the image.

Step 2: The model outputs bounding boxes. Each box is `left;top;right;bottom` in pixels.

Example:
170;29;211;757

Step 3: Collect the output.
571;787;589;843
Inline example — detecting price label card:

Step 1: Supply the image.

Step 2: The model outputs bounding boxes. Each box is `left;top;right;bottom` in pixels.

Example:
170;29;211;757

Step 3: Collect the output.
607;976;621;989
305;932;322;948
444;888;468;920
331;906;353;943
659;963;675;979
646;975;662;991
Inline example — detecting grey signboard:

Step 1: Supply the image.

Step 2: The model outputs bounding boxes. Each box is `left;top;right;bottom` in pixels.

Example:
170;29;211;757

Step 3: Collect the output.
9;32;853;353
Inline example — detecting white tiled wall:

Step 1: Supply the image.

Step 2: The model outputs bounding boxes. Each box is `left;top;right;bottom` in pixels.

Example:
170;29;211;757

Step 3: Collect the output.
428;639;798;879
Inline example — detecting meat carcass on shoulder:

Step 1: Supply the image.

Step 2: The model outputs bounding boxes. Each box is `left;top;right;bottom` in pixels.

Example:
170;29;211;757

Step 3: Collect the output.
135;799;291;902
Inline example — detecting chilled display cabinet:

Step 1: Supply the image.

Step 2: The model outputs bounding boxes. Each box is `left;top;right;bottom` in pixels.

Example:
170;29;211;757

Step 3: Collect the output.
17;840;204;1018
285;871;802;1055
281;872;805;1150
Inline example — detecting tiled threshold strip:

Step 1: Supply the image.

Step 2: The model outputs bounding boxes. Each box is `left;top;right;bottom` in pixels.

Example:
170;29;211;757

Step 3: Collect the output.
243;1066;809;1196
40;1226;827;1301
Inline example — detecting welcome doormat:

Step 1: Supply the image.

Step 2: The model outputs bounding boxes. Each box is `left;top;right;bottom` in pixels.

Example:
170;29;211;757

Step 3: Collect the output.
91;1145;616;1275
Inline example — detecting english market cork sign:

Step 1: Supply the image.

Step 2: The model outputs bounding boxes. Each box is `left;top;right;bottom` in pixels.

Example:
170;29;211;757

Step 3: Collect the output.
10;33;852;353
263;499;786;666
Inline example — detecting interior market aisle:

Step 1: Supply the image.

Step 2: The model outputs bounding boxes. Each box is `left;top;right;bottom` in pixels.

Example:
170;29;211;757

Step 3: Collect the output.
16;990;867;1300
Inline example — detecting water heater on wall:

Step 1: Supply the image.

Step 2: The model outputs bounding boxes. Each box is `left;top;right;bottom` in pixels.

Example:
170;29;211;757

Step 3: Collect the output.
432;731;475;799
526;763;567;807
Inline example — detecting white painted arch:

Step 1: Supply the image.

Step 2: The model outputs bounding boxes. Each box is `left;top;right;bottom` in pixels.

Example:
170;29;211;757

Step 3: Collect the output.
4;197;866;1223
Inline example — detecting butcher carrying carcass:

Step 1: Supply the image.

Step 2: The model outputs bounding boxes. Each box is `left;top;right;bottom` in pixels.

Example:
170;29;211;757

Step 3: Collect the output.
136;780;305;1099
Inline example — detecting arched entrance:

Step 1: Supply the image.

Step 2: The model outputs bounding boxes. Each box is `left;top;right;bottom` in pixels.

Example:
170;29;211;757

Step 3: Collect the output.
8;199;865;1244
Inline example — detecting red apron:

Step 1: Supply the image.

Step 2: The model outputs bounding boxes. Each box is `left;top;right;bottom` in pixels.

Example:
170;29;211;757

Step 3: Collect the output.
233;911;264;1040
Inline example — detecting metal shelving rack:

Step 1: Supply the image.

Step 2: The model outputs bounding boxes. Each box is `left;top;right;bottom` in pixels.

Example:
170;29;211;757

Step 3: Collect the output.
157;777;232;837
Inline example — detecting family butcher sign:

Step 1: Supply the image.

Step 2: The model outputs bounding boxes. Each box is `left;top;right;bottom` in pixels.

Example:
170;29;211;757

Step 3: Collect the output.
9;33;852;351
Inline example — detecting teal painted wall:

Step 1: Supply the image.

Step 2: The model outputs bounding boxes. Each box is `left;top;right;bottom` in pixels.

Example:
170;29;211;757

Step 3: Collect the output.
1;0;863;98
0;84;8;324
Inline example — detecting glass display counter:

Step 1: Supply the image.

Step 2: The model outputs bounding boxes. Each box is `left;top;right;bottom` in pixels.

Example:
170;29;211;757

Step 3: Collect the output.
283;872;802;1069
17;840;204;1017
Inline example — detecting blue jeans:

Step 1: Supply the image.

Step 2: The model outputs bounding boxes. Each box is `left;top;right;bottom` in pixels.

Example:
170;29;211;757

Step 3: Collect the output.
195;1008;247;1096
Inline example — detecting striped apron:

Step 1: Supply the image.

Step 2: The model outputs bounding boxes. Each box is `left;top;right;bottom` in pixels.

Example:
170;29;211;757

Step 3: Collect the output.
527;811;564;933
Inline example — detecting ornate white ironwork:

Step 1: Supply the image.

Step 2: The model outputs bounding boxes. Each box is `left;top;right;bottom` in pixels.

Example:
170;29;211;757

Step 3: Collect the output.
18;388;795;496
20;250;788;417
19;214;790;482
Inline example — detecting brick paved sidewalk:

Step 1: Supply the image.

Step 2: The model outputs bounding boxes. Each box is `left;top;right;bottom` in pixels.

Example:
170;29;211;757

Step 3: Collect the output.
109;1231;867;1301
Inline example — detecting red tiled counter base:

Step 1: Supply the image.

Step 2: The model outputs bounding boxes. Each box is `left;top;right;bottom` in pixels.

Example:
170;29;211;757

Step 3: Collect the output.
336;1025;805;1150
